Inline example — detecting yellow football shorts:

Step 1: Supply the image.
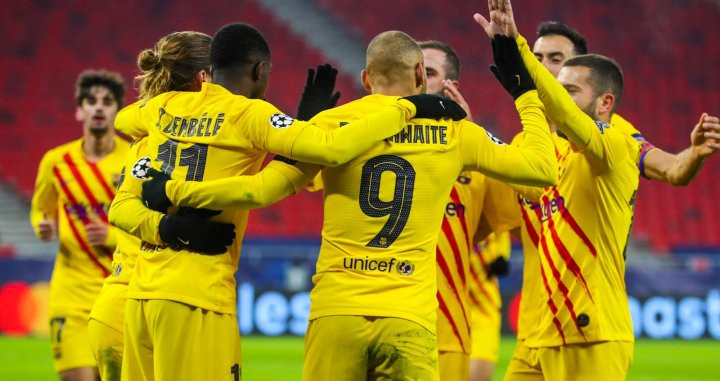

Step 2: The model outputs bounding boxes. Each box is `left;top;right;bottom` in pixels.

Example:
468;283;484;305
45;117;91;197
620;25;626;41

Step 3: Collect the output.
303;315;439;381
504;339;634;381
470;303;501;362
122;299;242;381
48;310;97;373
439;350;469;380
87;318;123;381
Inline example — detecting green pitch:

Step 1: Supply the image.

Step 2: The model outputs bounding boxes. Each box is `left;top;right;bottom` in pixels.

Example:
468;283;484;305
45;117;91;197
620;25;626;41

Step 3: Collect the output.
1;335;718;380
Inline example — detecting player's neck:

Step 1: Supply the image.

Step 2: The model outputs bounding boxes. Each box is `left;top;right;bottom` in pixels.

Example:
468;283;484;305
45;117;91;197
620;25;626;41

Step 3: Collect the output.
82;132;115;162
372;83;419;98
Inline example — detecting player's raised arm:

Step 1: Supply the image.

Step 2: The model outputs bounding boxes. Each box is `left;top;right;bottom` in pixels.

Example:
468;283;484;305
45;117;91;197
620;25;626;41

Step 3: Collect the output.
253;94;466;167
475;0;628;172
141;158;321;211
642;113;720;185
459;27;556;187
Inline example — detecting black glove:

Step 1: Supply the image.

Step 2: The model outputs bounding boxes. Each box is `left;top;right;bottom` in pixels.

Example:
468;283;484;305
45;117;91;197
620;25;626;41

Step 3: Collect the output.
487;257;510;278
142;168;172;213
296;64;342;120
158;208;235;255
489;35;536;100
402;94;467;121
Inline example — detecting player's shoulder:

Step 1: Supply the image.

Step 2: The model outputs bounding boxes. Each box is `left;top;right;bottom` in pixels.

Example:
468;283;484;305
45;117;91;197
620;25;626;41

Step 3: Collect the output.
42;138;83;161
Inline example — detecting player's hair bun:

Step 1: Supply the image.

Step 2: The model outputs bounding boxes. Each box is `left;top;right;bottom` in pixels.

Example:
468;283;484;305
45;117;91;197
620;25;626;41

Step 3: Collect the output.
138;49;162;71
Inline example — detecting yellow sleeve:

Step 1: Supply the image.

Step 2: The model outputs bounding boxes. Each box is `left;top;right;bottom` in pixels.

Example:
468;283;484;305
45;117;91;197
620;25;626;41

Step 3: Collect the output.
460;91;557;186
104;225;118;248
481;177;523;235
108;140;165;245
114;100;149;140
516;34;628;172
165;159;321;210
30;151;58;237
246;100;416;167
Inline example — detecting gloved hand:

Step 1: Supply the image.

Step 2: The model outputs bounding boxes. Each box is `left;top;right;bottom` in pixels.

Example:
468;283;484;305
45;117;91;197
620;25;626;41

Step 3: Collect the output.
158;208;235;255
296;64;342;120
402;94;467;121
142;168;172;213
489;35;535;100
487;256;510;278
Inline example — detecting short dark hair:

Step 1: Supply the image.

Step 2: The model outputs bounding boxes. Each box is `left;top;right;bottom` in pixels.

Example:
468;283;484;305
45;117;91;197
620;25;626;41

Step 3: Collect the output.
564;54;623;111
211;23;271;70
418;40;461;80
537;21;588;55
75;70;125;106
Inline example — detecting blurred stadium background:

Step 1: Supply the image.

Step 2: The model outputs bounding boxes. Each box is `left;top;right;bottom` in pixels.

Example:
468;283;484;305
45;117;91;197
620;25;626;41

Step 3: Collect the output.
0;0;718;379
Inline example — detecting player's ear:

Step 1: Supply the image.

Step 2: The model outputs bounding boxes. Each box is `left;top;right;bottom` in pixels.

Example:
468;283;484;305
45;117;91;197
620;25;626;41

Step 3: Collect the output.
597;93;615;117
75;106;84;122
252;61;268;81
450;79;460;90
414;62;425;90
190;70;206;91
361;70;372;93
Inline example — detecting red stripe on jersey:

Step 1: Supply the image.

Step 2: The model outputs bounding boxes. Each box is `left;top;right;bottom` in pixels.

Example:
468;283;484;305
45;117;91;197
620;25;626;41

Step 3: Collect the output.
519;199;540;247
61;207;111;277
469;258;499;310
536;208;587;340
86;160;115;200
440;216;467;287
449;186;471;248
52;166;84;220
468;288;491;318
551;188;597;257
475;246;488;268
437;291;468;353
538;257;567;344
543;196;594;303
62;153;109;223
436;247;471;334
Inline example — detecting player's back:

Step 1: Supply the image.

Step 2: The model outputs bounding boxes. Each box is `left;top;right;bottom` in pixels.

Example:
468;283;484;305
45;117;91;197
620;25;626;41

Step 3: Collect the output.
116;82;285;314
309;94;482;331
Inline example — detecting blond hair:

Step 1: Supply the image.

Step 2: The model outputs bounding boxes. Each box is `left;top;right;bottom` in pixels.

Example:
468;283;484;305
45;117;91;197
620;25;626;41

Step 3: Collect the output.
135;31;212;100
365;31;423;89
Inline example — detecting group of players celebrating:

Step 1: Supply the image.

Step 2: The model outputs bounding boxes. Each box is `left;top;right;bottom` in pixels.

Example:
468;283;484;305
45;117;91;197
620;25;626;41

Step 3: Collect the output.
30;1;719;380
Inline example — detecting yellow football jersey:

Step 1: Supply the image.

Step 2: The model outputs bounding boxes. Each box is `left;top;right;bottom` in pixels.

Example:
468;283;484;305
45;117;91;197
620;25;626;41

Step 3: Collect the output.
436;172;487;354
109;82;417;314
436;173;513;354
308;91;556;333
89;139;152;330
468;231;509;331
514;34;643;346
30;137;129;312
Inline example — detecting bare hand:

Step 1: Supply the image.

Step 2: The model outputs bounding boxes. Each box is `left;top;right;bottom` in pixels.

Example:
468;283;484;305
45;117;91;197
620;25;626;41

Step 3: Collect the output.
690;113;720;158
473;0;519;38
85;219;109;246
38;215;56;241
442;80;473;122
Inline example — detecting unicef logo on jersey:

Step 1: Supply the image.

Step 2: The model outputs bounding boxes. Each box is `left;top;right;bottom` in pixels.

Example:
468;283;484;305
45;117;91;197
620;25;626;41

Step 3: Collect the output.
269;113;295;129
396;260;415;276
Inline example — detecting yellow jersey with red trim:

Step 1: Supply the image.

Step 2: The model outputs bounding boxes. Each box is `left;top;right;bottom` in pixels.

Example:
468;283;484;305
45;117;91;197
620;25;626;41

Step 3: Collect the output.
89;139;150;330
518;129;639;347
30;137;130;312
468;231;509;338
436;172;487;353
308;91;557;332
